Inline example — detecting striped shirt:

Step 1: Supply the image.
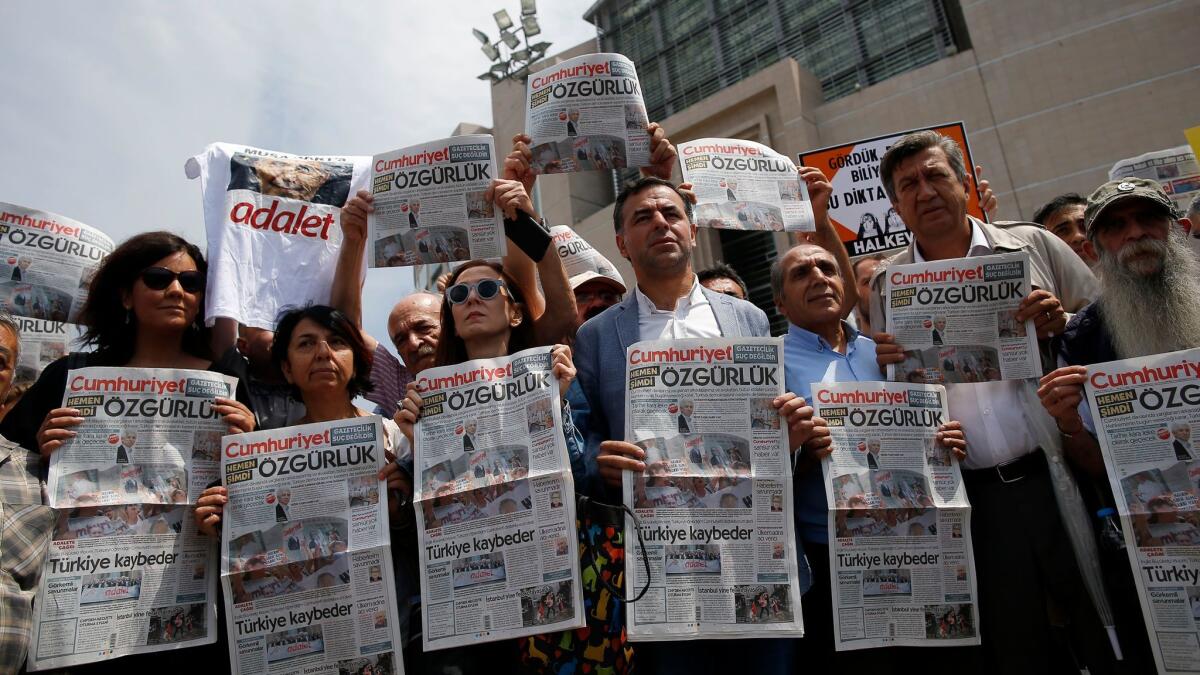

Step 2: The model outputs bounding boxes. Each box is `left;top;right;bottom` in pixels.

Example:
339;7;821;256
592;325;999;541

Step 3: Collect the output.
0;437;54;672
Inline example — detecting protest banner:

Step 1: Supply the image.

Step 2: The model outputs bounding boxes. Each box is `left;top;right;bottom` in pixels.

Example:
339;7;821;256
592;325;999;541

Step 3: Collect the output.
412;347;583;650
883;251;1038;384
220;417;404;675
1109;146;1200;215
368;135;506;268
798;122;986;256
0;201;114;323
524;53;650;175
185;143;370;329
622;338;803;640
679;138;815;233
1084;348;1200;675
814;381;979;650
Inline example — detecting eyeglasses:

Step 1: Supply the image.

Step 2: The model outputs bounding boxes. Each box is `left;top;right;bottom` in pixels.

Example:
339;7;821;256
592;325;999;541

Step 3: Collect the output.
140;267;204;293
575;290;622;304
447;278;506;305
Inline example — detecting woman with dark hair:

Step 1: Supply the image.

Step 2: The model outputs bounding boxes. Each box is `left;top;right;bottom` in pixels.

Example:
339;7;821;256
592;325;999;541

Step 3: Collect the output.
0;231;254;671
1;230;255;455
195;305;409;536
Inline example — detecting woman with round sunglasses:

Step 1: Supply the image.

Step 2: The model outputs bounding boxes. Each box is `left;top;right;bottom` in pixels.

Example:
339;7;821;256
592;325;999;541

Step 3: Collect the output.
0;231;256;458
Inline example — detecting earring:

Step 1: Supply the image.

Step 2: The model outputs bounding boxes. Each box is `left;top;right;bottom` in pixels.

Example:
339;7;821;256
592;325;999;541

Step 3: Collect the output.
510;317;522;327
125;309;132;325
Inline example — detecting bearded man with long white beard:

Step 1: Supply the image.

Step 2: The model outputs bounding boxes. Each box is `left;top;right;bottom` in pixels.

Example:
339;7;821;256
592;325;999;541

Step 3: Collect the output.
1037;176;1200;673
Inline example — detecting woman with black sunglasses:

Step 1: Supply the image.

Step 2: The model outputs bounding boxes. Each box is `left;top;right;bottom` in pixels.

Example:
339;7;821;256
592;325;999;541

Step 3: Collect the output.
1;231;256;457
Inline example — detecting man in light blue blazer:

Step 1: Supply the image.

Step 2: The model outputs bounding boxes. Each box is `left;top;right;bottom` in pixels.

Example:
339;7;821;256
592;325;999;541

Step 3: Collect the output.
574;175;812;674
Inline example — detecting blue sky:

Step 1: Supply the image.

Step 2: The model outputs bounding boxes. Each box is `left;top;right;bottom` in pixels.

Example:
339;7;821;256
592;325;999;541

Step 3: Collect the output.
0;1;598;357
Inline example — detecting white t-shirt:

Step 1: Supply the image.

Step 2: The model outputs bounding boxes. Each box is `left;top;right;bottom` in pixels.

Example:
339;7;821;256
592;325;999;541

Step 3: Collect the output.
185;143;369;329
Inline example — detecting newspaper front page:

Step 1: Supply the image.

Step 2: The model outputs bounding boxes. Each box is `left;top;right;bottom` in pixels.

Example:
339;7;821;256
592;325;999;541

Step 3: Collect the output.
524;53;650;175
220;417;404;675
11;316;82;387
47;367;238;509
29;366;235;669
368;135;506;268
622;338;804;640
0;201;114;323
884;251;1037;383
679;138;815;233
185;143;370;329
1084;349;1200;674
550;225;622;281
1109;146;1200;215
412;347;583;650
28;504;219;670
814;381;979;650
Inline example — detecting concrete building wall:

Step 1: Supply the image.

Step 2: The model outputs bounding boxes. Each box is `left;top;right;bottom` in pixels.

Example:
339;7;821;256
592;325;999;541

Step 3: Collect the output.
489;0;1199;277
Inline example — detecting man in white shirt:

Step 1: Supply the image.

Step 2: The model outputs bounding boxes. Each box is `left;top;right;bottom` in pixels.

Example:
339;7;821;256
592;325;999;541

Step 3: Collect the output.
867;130;1106;673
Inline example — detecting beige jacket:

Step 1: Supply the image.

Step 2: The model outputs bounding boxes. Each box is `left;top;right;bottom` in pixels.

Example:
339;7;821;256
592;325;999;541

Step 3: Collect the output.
867;216;1099;331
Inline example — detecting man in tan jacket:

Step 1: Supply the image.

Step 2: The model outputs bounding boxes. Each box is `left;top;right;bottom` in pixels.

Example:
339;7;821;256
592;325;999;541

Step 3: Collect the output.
866;130;1107;674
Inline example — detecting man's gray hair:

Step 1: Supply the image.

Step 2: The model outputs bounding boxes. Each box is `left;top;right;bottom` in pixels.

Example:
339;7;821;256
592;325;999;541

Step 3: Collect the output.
1188;193;1200;223
0;311;20;360
879;130;968;203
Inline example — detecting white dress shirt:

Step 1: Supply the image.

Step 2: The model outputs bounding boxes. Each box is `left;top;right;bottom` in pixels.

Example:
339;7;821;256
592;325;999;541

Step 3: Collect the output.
915;222;1037;469
634;276;721;339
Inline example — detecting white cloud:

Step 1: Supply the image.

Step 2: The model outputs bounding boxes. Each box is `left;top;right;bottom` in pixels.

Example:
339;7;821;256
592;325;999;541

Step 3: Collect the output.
0;0;598;363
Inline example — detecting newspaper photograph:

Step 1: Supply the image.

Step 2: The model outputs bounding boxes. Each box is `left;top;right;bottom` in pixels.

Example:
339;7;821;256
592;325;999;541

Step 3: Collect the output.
47;367;239;508
11;316;83;387
412;346;583;650
884;251;1037;383
185;143;370;329
524;52;650;175
622;338;804;640
1084;348;1200;674
220;416;404;675
28;504;219;670
814;381;979;650
0;201;114;323
679;138;815;233
1109;145;1200;214
369;135;506;268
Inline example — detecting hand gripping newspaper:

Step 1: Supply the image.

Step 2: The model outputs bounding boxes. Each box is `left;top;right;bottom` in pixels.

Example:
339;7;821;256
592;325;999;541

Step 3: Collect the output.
1084;348;1200;674
524;53;651;175
0;201;114;323
412;347;583;650
28;367;236;670
219;417;404;675
185;143;370;330
622;338;804;640
678;138;815;233
813;381;979;650
368;135;506;268
884;251;1038;384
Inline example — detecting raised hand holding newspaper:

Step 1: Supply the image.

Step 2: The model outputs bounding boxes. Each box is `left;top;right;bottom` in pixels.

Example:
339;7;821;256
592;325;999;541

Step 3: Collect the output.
412;346;583;650
884;251;1038;384
622;338;804;640
220;416;404;675
524;53;650;176
678;138;814;233
30;367;236;670
1084;349;1200;675
814;381;979;650
368;135;506;268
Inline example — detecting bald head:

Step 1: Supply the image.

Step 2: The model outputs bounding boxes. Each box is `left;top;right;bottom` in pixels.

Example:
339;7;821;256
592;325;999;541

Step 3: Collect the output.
388;292;441;376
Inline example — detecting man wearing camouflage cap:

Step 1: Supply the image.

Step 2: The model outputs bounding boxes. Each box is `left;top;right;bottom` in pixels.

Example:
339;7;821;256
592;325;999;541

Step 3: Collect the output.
1037;177;1200;673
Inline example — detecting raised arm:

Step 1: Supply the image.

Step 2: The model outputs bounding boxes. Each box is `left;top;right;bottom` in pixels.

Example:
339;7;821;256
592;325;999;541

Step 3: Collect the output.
798;166;857;319
332;189;378;351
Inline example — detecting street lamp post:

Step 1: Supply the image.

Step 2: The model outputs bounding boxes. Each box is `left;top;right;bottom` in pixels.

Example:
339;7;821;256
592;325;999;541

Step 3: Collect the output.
473;1;551;84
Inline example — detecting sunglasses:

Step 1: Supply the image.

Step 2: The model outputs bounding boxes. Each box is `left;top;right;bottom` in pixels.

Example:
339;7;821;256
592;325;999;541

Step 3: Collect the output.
140;267;205;293
447;278;506;305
